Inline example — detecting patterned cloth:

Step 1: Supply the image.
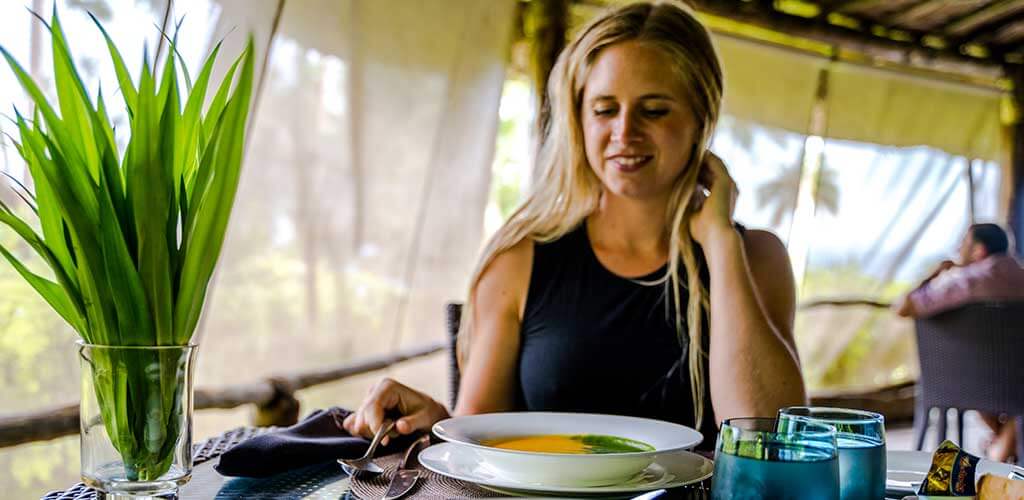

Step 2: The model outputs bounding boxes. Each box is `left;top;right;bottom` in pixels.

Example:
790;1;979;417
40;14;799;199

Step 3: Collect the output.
215;407;365;478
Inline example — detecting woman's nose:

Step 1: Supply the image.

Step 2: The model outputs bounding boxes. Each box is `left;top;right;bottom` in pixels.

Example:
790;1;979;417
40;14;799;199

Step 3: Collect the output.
612;111;642;144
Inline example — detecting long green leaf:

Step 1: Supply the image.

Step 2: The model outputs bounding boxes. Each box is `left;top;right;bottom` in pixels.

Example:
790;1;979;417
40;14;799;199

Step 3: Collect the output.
15;111;79;288
89;12;138;117
0;243;85;333
0;46;86;178
0;208;85;329
19;117;114;343
198;56;241;157
186;56;238;212
50;11;100;181
177;41;221;197
175;37;253;342
96;175;154;346
93;93;129;242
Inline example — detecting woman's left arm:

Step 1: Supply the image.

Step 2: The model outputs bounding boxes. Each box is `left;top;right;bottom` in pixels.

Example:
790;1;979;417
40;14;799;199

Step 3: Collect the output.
691;153;807;423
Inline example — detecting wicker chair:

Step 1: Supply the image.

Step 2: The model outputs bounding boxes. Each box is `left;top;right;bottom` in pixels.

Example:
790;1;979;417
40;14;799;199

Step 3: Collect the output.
446;302;463;410
913;302;1024;461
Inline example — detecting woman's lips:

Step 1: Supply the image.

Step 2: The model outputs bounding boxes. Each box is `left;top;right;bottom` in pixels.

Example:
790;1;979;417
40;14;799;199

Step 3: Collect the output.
609;155;653;173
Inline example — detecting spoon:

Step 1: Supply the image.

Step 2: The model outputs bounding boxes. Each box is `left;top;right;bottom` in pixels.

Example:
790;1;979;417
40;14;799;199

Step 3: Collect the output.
338;419;396;477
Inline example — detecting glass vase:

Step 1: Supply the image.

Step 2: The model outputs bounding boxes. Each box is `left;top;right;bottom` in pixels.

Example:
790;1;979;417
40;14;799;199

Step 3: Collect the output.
78;342;197;498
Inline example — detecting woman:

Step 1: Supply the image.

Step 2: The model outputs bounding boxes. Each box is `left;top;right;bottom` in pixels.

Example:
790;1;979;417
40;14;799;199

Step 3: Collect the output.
344;0;806;449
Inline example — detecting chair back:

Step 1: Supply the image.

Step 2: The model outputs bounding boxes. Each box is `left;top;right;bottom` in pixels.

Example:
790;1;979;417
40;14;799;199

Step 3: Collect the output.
446;302;463;410
914;302;1024;415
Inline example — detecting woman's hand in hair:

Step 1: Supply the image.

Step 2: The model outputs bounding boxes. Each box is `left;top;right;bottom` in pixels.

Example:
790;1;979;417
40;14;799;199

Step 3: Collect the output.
689;151;738;245
342;377;449;445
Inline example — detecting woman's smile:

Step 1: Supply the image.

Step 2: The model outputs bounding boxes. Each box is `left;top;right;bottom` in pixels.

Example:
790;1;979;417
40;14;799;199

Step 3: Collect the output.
607;154;654;173
581;41;698;200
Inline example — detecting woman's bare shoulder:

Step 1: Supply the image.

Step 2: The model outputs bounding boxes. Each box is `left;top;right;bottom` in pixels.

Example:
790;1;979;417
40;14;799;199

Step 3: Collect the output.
489;238;534;272
741;229;788;267
740;228;796;332
475;238;534;317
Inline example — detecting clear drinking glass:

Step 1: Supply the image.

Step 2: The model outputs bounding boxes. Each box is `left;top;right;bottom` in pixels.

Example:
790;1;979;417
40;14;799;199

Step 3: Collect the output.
779;407;886;500
711;417;840;499
79;342;197;498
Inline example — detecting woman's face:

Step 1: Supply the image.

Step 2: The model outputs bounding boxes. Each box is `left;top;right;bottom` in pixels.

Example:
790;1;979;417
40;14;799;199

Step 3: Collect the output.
581;41;699;202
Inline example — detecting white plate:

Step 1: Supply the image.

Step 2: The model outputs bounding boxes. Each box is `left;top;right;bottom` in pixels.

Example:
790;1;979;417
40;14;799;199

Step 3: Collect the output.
419;442;713;496
431;412;703;487
886;450;1024;495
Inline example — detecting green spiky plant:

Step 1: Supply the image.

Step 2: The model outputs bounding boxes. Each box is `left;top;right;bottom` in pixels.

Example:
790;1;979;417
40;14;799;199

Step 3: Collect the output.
0;9;254;480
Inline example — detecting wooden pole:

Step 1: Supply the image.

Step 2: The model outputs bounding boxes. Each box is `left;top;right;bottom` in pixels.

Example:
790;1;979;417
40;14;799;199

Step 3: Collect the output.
1009;65;1024;257
527;0;570;142
967;159;977;225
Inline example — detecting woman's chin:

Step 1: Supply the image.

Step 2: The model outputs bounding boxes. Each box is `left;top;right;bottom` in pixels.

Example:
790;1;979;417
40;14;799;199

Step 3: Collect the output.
602;183;666;202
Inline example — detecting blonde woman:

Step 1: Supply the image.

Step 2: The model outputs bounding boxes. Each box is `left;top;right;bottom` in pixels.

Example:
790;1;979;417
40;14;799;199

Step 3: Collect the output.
344;0;806;449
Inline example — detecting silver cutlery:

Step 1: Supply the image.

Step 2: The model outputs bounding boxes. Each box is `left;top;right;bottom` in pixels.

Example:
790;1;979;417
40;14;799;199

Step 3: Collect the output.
383;434;431;500
339;419;395;477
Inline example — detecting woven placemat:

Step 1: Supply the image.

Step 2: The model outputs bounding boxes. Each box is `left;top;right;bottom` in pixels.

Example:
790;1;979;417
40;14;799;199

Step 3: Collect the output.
349;451;505;499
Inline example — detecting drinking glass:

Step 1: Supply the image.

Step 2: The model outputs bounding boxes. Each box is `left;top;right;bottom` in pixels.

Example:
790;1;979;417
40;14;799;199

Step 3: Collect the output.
779;407;886;500
711;417;840;499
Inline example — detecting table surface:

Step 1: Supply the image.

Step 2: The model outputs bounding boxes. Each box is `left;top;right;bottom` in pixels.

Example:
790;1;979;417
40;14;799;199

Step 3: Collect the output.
188;456;720;499
44;427;921;499
183;457;357;499
186;455;920;499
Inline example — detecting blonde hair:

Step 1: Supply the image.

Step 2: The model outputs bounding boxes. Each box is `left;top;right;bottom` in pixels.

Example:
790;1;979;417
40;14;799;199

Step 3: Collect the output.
458;0;723;427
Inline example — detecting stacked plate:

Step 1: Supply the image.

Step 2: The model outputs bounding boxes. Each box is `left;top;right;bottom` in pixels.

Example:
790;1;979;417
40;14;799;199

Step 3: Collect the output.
419;412;713;497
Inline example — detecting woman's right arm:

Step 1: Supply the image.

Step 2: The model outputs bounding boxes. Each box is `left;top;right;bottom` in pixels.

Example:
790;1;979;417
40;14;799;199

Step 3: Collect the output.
343;239;533;439
454;238;533;415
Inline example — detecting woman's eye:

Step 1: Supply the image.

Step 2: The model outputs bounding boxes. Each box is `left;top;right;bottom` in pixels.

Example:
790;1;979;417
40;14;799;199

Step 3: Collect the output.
593;108;616;116
642;108;669;118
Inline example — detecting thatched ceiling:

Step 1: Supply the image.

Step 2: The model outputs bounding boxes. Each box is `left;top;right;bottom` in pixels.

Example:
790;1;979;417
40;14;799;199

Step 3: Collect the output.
685;0;1024;76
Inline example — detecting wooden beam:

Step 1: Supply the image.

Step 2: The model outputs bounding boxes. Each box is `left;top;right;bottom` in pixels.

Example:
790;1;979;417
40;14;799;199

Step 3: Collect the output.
943;0;1024;37
810;381;916;423
891;0;955;27
993;21;1024;47
0;341;445;448
888;0;966;27
799;298;892;310
964;10;1024;46
830;0;899;14
689;0;1005;72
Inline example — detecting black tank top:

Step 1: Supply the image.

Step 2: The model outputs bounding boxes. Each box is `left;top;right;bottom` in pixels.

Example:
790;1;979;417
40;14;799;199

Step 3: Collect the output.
516;223;719;450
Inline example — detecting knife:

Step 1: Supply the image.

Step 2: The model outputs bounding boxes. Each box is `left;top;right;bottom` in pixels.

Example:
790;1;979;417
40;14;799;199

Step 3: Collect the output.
383;434;431;500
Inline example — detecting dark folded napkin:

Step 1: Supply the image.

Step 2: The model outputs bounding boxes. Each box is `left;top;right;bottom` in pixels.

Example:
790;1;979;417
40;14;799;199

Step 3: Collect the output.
215;406;413;478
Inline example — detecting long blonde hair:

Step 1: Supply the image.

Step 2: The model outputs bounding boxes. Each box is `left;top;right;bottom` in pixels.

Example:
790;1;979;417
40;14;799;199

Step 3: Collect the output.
458;1;723;427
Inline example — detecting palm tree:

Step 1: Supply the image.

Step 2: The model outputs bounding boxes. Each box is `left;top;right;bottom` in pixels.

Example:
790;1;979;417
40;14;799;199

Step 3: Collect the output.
756;157;840;230
722;117;840;230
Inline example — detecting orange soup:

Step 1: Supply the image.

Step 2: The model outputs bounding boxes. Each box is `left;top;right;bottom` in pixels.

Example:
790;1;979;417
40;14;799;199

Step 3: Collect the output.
482;434;654;454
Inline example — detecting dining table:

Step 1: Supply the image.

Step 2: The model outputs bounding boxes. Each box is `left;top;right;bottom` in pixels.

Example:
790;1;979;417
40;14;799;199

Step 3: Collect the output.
41;426;922;499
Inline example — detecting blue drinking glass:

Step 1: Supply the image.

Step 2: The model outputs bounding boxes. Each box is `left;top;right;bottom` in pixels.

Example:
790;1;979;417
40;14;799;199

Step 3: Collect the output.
711;417;840;500
779;407;886;500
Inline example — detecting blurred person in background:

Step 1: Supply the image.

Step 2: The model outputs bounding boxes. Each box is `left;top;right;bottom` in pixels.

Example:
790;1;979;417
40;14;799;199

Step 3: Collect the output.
896;222;1024;462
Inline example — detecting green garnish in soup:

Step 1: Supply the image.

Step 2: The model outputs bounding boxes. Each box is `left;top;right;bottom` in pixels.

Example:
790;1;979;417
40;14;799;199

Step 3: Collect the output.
482;434;654;454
